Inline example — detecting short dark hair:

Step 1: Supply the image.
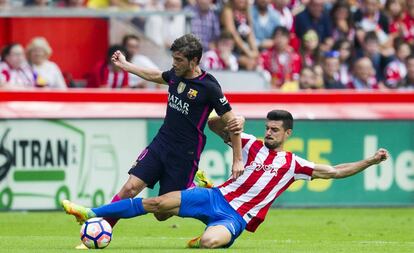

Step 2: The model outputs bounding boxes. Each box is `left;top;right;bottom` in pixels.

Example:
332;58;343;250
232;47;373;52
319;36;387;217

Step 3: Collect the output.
107;44;127;62
122;34;140;48
364;31;379;44
272;26;290;38
266;110;294;130
219;30;234;41
170;34;203;64
393;36;408;52
1;43;20;60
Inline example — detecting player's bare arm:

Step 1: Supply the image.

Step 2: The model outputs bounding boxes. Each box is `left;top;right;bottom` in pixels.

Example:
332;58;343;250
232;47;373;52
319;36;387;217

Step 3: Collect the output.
312;148;389;179
111;50;165;84
208;115;245;143
217;111;244;179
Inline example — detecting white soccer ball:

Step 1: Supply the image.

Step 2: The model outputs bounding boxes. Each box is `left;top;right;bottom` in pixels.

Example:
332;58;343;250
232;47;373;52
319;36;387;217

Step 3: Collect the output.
80;218;112;249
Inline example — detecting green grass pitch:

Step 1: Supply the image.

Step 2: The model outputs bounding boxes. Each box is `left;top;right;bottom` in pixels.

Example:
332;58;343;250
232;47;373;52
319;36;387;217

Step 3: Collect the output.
0;208;413;253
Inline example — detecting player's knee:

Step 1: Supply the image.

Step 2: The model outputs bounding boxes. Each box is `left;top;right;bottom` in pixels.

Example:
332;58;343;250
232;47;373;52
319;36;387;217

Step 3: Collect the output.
119;183;139;198
200;236;224;249
153;213;171;221
147;196;164;212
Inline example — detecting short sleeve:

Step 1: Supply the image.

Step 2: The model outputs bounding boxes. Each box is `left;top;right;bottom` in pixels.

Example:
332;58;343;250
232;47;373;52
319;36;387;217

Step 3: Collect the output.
161;68;174;84
293;155;315;181
208;82;232;116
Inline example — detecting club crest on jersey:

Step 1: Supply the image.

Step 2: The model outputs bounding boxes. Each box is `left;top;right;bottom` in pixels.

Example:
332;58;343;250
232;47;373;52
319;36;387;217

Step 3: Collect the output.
250;161;279;176
177;82;186;94
187;88;198;99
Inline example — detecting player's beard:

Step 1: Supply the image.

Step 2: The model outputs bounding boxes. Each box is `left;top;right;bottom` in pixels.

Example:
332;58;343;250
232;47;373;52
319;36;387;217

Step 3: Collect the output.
175;66;190;77
264;139;281;150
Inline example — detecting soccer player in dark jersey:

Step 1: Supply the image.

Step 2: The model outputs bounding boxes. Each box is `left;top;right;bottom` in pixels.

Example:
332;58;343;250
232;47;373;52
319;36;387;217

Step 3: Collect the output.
104;34;244;226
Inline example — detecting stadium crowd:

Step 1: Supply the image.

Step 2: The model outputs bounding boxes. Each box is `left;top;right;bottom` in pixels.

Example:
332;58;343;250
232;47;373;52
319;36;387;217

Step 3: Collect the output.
1;0;414;90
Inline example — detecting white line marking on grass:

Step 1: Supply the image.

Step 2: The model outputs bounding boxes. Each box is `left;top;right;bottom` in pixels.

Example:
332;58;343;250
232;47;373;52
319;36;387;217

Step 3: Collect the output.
357;241;414;245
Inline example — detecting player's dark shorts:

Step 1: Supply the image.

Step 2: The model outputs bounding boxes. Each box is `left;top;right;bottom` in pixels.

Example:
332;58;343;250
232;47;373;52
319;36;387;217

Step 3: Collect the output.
179;187;247;248
128;141;199;195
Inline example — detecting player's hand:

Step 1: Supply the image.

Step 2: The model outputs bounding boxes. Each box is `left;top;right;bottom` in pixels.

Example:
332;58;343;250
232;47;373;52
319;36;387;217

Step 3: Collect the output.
225;116;245;135
111;50;128;69
372;148;389;164
231;160;244;180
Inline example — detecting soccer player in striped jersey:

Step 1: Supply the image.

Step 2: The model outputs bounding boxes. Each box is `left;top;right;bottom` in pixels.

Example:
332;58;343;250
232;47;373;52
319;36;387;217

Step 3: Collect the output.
63;110;389;249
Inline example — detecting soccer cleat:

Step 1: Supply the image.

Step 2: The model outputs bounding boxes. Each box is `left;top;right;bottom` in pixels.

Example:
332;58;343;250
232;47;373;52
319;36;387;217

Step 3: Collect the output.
187;236;201;248
61;199;94;224
75;243;89;250
194;170;214;188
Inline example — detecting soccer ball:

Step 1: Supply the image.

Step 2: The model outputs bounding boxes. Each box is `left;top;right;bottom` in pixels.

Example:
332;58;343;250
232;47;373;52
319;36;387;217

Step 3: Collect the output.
80;218;112;249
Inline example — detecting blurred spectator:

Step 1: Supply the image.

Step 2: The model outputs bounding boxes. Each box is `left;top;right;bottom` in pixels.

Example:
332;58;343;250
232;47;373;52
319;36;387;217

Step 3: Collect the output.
185;0;221;51
24;0;50;6
389;0;414;46
272;0;293;31
300;29;321;67
56;0;85;7
121;34;160;89
361;31;391;82
145;0;186;48
354;0;389;46
384;38;411;87
26;37;66;89
201;31;239;71
261;26;301;89
330;1;355;42
0;43;36;88
221;0;259;70
348;57;379;89
322;50;346;89
281;66;322;91
251;0;280;51
333;39;353;85
298;66;316;90
0;0;10;9
87;45;130;88
294;0;333;43
396;54;414;89
385;0;404;31
87;0;136;9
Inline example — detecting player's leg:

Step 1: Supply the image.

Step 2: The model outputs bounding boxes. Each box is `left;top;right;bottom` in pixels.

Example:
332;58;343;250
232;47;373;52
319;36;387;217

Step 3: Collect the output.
62;191;181;223
142;191;181;215
154;152;199;221
106;147;163;226
187;188;246;249
199;225;232;248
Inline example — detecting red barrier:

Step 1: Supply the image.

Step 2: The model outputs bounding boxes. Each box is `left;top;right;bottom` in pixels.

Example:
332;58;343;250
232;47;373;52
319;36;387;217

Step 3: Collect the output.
1;89;414;103
0;90;413;119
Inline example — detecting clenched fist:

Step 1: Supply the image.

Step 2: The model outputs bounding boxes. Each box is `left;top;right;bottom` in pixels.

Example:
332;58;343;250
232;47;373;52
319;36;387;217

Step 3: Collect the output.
371;148;389;164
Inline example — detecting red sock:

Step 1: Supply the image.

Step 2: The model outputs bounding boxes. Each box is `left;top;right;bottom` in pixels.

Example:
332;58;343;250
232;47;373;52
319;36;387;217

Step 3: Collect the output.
104;194;121;227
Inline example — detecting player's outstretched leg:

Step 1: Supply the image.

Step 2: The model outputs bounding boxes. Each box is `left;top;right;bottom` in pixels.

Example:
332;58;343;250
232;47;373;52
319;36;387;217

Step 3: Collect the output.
105;175;148;226
61;200;96;224
188;225;232;249
63;192;181;224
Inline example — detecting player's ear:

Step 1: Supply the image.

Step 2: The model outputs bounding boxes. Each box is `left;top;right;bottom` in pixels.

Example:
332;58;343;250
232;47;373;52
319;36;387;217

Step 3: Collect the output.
285;129;292;138
190;57;198;68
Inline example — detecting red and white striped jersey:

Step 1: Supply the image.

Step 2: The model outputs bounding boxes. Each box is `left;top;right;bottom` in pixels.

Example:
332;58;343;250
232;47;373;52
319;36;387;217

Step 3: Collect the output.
218;133;314;232
385;60;407;87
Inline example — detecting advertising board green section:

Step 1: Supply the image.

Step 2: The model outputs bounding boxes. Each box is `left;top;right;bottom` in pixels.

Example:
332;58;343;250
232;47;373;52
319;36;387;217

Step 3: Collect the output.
0;119;146;210
147;120;413;206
